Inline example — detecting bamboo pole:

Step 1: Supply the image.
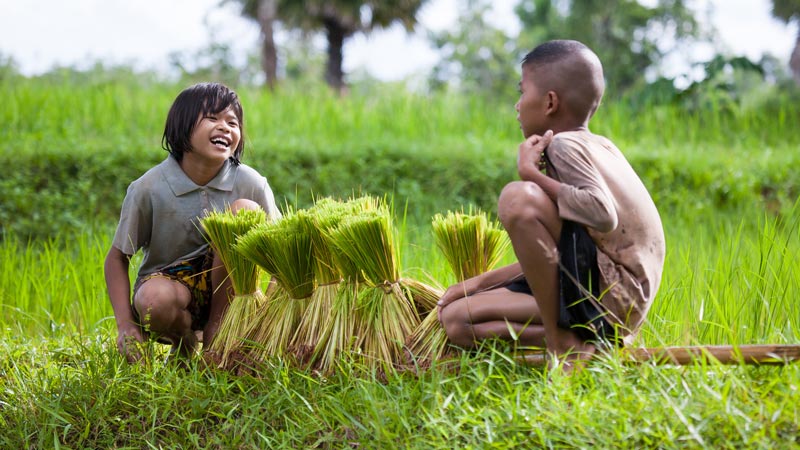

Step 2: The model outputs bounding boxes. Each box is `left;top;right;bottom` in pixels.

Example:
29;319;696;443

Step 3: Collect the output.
517;344;800;366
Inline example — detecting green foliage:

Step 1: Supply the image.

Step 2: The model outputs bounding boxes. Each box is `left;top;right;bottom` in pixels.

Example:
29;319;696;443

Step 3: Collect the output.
169;42;263;88
3;75;800;239
428;0;521;102
515;0;704;96
771;0;800;22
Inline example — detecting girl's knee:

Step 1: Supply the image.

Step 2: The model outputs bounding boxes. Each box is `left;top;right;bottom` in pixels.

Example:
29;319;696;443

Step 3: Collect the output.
230;198;261;213
133;279;188;323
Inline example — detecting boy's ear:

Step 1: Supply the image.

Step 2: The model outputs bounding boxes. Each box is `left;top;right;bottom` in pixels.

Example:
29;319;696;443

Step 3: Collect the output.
545;91;559;116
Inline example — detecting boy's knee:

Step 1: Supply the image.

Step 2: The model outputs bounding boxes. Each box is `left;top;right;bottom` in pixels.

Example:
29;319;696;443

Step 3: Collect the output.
498;181;553;229
440;303;476;348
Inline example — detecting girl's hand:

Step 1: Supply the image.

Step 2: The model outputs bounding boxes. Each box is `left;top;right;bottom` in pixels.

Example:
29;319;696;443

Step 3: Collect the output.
117;325;144;363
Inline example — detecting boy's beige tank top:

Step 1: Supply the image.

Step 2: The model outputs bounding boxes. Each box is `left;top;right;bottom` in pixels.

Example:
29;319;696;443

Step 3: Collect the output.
546;130;666;338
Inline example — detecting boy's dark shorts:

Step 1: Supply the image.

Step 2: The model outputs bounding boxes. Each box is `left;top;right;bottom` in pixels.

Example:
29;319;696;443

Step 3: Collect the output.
132;251;214;333
505;220;620;345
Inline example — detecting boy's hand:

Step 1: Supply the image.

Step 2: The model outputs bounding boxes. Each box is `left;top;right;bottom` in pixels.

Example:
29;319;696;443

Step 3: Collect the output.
437;278;478;323
117;326;144;363
517;130;554;179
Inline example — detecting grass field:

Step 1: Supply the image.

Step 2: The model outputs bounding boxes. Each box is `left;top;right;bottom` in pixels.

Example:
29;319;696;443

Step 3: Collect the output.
2;76;800;448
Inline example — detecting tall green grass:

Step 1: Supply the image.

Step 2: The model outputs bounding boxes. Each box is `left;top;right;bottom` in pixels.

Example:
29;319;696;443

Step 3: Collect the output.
3;205;799;348
4;78;799;239
5;77;797;156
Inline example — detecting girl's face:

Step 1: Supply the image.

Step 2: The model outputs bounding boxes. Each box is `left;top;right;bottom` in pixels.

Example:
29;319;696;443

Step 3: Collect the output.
188;106;241;165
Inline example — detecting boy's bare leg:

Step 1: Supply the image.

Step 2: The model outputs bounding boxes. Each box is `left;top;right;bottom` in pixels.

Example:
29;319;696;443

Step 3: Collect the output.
440;289;546;347
133;277;198;357
498;181;595;369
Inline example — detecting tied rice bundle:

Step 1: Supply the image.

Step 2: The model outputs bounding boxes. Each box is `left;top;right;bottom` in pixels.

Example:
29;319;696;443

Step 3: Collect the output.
406;210;511;364
200;208;267;368
312;196;382;373
326;205;420;371
234;210;316;361
290;198;349;366
431;210;511;283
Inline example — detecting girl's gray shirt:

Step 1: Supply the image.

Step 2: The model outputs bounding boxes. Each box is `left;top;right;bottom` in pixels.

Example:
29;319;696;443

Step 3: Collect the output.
112;156;280;280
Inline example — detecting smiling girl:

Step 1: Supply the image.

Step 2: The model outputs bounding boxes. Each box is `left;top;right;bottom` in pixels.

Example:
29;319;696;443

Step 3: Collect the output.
104;82;280;363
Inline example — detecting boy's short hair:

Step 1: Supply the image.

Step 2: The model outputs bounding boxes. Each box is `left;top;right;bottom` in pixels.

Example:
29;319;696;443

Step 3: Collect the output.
162;82;245;165
521;39;590;68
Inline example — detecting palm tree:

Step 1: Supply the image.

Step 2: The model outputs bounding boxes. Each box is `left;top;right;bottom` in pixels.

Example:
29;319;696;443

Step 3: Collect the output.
231;0;429;92
771;0;800;84
232;0;279;90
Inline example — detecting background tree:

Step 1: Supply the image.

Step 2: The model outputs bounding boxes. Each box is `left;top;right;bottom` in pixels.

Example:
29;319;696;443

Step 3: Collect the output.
771;0;800;84
428;0;520;101
232;0;429;92
230;0;279;90
515;0;703;96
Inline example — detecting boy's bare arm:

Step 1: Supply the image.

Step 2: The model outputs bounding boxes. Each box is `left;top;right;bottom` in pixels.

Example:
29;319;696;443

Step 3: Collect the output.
437;262;524;311
517;130;561;201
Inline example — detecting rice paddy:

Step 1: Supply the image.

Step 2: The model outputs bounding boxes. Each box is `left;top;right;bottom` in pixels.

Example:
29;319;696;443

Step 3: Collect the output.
2;76;800;448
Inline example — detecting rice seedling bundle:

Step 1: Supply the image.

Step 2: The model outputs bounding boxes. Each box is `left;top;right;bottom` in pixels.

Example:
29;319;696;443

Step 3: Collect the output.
291;198;349;366
312;196;382;373
199;208;267;367
325;205;420;371
406;210;511;364
431;210;511;283
234;210;316;360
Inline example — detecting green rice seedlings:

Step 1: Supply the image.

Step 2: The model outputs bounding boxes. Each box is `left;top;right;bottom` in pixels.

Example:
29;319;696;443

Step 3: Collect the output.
290;198;348;366
406;209;511;365
431;209;511;283
326;206;420;372
234;210;316;361
199;208;267;368
312;195;383;373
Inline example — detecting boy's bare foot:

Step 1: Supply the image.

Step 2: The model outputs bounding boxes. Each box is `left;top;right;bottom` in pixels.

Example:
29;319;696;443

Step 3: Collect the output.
546;328;596;374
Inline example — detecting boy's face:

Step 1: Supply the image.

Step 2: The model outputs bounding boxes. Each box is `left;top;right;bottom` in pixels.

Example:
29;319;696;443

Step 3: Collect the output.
188;106;241;165
515;65;549;138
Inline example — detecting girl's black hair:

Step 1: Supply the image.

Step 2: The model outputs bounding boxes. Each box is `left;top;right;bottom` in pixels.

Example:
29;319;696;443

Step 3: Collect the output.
161;82;245;165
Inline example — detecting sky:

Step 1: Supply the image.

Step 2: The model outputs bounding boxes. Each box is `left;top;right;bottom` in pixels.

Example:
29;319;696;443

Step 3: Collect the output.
0;0;796;82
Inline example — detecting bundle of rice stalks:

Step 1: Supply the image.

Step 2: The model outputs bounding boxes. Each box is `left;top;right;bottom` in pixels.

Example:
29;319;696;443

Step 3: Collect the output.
234;209;316;361
431;210;511;283
326;205;420;372
290;198;349;366
406;210;511;365
199;208;267;368
312;196;382;373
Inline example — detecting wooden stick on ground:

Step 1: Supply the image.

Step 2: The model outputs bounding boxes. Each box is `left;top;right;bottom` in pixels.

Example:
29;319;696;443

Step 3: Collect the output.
518;344;800;366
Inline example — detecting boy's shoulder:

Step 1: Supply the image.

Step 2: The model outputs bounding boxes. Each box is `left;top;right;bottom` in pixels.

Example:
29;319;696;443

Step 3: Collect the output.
552;130;613;147
551;130;619;156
